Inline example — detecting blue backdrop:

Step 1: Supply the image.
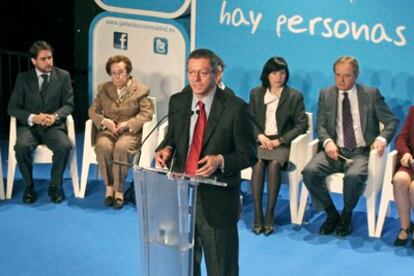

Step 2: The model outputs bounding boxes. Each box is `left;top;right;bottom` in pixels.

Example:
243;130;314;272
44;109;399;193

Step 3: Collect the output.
96;0;188;13
194;0;414;125
94;0;190;18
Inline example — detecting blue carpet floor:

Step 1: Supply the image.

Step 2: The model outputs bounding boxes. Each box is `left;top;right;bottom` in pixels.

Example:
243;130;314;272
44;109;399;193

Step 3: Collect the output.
0;138;413;276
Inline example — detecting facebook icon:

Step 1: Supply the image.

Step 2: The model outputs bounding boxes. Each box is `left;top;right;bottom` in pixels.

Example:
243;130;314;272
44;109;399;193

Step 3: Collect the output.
114;32;128;50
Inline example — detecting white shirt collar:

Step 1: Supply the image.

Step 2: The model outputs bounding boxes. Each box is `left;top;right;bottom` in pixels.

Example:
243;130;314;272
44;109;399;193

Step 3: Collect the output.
339;84;357;95
264;87;283;105
192;86;216;112
35;68;50;78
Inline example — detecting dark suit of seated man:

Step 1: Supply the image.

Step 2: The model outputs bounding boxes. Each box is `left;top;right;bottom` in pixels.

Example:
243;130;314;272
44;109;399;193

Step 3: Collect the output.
155;49;257;276
7;40;74;204
302;56;399;236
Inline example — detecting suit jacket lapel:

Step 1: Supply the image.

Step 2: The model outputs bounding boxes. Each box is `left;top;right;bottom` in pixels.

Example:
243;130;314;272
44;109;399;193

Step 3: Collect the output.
181;91;193;151
175;90;192;165
328;87;338;134
256;88;266;130
202;89;225;149
29;70;41;97
44;69;57;104
277;86;289;109
275;86;289;123
105;82;120;103
356;84;368;135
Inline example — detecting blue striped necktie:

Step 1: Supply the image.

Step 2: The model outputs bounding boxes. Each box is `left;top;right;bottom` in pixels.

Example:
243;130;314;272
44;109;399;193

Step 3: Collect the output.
342;92;356;150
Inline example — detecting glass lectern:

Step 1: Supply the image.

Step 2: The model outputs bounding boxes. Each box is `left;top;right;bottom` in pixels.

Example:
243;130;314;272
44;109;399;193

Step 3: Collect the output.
133;167;226;276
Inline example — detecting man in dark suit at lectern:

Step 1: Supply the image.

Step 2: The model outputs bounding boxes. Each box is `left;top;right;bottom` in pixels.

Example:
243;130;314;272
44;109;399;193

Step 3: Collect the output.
8;40;74;204
155;49;257;276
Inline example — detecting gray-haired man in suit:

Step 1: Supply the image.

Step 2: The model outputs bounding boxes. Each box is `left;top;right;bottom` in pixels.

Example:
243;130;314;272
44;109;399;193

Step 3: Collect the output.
155;49;257;276
302;56;399;236
8;40;74;204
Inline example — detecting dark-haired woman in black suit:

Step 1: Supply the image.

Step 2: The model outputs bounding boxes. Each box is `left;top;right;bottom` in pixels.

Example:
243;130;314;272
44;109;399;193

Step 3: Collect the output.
249;57;307;235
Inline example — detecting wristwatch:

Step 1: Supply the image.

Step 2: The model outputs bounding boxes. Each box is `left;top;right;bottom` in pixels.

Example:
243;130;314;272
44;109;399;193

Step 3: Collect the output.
54;113;60;122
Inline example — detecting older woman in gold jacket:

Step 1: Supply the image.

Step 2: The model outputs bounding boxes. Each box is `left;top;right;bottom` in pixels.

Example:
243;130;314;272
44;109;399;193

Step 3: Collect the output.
89;55;153;209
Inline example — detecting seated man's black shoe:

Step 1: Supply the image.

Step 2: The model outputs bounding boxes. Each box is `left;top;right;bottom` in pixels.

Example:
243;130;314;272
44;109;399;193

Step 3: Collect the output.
319;215;340;235
336;218;352;236
48;184;57;197
22;186;36;204
50;188;65;204
336;210;352;236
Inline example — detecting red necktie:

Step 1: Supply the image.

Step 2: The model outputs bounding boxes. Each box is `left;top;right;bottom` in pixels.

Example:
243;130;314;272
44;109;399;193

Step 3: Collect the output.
185;101;207;176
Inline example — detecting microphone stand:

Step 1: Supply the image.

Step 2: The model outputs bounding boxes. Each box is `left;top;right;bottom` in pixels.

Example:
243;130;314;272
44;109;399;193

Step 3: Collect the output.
114;112;171;204
112;112;170;168
133;113;170;168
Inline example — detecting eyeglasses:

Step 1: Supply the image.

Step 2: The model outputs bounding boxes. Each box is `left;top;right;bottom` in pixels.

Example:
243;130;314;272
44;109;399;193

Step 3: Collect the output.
110;70;127;77
187;70;213;78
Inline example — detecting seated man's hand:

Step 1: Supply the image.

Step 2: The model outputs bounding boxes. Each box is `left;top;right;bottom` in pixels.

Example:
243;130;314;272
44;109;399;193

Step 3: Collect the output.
155;147;172;168
400;152;412;168
43;114;56;126
33;113;49;126
324;140;339;160
196;155;223;177
371;139;386;157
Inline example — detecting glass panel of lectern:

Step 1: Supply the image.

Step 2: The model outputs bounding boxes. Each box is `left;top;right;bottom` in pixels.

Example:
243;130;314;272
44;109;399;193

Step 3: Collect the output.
133;167;226;276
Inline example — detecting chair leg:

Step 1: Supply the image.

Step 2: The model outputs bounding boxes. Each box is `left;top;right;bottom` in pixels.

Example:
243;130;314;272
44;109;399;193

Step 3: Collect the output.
0;179;4;200
375;196;391;238
0;156;4;200
69;150;80;198
288;171;299;224
0;183;4;200
296;183;309;225
6;157;17;199
366;194;377;238
79;160;90;198
95;165;100;180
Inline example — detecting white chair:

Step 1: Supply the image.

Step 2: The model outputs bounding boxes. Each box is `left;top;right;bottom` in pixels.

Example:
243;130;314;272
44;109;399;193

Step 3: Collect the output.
0;148;5;200
296;138;389;237
7;115;79;199
79;96;157;198
241;112;313;224
375;150;398;238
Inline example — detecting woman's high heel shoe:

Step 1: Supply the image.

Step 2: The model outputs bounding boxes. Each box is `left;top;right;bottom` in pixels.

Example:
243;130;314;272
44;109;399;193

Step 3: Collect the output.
252;224;263;235
263;225;274;236
394;226;412;246
263;214;274;236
